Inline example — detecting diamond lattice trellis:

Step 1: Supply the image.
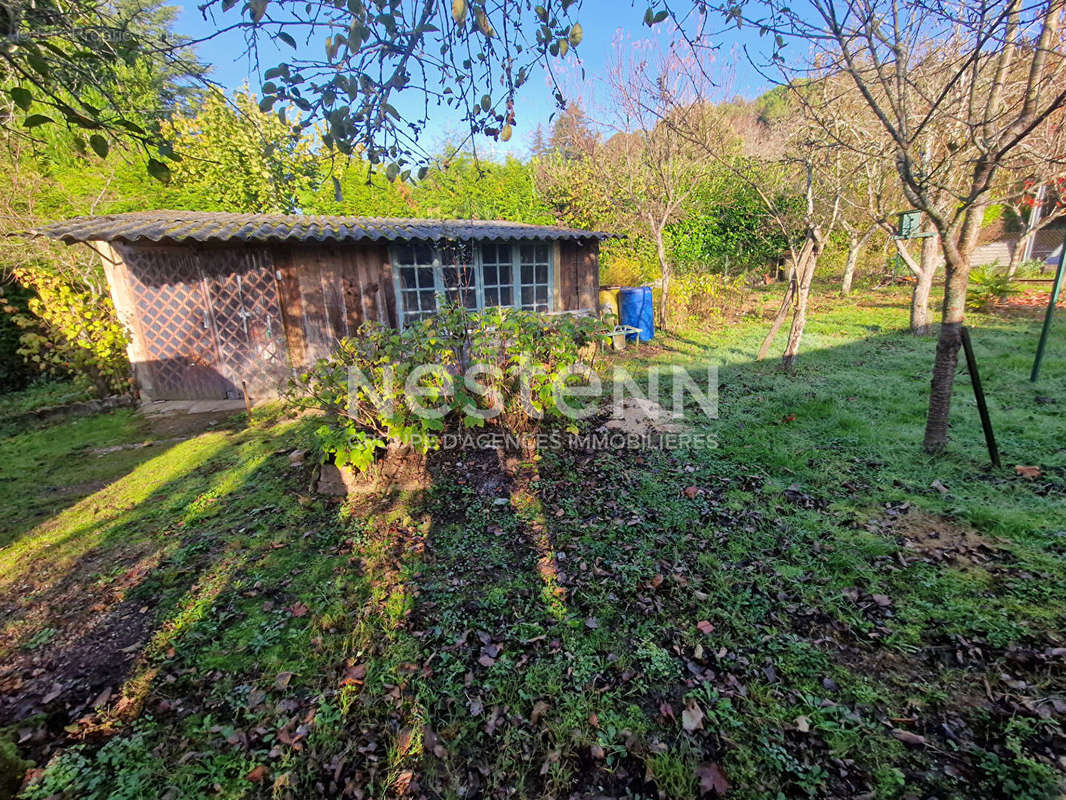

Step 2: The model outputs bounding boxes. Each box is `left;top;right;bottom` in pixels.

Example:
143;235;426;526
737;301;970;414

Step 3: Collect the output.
123;247;289;400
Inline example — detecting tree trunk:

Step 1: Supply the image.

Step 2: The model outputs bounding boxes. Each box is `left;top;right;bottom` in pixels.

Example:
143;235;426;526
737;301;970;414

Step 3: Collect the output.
782;231;822;371
910;265;936;335
1009;184;1046;277
841;226;874;295
757;245;807;361
922;205;984;454
911;232;940;335
1007;229;1035;277
654;227;670;330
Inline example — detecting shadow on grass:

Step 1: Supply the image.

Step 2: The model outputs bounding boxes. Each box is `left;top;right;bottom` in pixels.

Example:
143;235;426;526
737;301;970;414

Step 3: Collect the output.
6;312;1066;800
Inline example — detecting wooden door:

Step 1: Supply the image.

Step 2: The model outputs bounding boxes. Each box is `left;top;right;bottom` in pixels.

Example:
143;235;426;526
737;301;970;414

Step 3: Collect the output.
200;249;289;398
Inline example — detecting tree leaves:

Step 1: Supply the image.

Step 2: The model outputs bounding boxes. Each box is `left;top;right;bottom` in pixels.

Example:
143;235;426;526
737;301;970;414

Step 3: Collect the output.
22;114;54;129
451;0;468;24
644;7;669;26
146;158;172;184
89;135;109;159
8;88;32;112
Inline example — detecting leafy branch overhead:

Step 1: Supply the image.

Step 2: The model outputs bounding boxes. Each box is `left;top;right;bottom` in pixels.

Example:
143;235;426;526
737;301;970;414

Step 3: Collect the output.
0;0;208;177
199;0;585;178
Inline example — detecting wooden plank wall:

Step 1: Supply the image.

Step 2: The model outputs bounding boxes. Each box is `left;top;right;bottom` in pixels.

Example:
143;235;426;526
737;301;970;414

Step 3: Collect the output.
273;242;394;368
102;237;595;400
558;239;601;312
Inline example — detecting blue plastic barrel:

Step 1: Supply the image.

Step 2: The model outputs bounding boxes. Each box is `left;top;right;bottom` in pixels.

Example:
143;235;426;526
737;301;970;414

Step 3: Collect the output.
618;286;654;341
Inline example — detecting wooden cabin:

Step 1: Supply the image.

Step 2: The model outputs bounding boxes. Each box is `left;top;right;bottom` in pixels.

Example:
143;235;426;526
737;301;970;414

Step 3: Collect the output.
35;211;607;401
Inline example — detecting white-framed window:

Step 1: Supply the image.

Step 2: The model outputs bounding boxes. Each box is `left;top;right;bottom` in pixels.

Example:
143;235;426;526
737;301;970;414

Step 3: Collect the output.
392;240;554;326
394;243;438;325
519;243;551;312
480;243;514;308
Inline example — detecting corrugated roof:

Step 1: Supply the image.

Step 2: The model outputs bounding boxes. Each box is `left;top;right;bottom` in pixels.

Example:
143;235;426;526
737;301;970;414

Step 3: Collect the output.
29;211;616;245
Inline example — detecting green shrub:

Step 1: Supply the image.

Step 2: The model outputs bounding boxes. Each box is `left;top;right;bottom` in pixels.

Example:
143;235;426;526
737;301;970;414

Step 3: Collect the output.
0;734;32;800
0;282;36;393
9;270;130;397
286;302;600;471
671;272;750;324
967;263;1020;312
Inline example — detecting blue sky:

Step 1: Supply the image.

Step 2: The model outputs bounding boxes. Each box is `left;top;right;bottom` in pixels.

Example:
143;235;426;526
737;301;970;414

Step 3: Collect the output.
172;0;774;158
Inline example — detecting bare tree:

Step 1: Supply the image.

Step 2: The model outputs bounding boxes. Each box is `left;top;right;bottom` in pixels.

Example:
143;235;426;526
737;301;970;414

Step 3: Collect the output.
594;42;722;327
673;0;1066;452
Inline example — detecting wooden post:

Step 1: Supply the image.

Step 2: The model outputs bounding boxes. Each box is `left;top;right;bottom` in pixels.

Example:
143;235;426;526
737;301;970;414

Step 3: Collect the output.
960;327;1000;467
242;380;253;421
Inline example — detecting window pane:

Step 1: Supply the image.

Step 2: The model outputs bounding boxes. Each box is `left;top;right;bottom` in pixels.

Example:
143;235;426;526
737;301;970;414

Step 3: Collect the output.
499;286;513;306
417;267;433;287
483;264;497;285
522;286;534;307
484;288;498;307
536;287;548;305
522;264;534;284
394;244;414;265
420;290;436;311
400;267;417;289
414;243;434;264
440;242;472;267
536;245;549;263
535;264;548;284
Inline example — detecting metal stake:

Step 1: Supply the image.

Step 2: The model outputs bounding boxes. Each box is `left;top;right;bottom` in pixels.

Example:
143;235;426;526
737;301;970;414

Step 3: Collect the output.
961;327;1000;468
1030;231;1066;382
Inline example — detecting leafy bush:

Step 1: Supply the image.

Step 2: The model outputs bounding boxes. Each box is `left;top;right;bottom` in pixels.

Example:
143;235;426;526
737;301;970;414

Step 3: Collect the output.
0;281;35;392
9;270;130;397
287;302;600;472
671;272;750;324
967;263;1021;312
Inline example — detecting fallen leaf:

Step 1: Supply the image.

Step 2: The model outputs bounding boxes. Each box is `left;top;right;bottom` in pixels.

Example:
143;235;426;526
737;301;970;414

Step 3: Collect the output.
871;594;892;607
659;701;675;721
246;765;269;783
682;699;704;732
930;479;949;494
394;769;414;794
1015;465;1042;479
275;671;294;690
697;620;714;635
590;743;605;759
531;700;549;724
782;413;796;422
340;662;366;687
683;486;701;499
395;727;414;755
290;601;309;617
794;715;810;733
478;654;496;667
585;617;599;629
892;728;926;746
468;697;483;717
696;761;730;795
272;773;293;790
651;573;665;589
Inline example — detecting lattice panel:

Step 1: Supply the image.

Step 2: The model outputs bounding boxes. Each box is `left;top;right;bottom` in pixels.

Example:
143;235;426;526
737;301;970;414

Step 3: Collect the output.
122;247;224;399
203;250;288;397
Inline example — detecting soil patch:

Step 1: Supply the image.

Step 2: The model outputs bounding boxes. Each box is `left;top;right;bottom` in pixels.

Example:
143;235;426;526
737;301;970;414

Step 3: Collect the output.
893;510;1003;566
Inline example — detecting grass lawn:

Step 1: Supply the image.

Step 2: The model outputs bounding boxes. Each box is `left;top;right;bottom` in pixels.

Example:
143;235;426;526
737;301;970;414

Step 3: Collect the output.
1;285;1065;799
